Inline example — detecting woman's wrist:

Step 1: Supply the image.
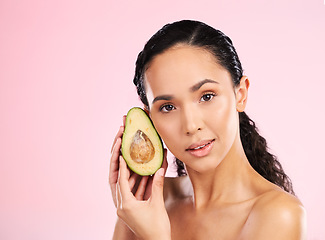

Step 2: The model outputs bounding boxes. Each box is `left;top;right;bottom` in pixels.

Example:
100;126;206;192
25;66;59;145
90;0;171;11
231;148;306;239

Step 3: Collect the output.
112;218;136;240
143;229;171;240
144;235;171;240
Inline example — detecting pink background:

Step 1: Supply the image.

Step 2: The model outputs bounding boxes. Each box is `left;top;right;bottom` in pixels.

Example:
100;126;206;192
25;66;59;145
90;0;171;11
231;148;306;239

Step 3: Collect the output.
0;0;324;239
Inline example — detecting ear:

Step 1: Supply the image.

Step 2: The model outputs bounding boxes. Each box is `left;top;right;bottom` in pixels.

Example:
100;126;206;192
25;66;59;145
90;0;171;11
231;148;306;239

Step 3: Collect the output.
235;76;250;112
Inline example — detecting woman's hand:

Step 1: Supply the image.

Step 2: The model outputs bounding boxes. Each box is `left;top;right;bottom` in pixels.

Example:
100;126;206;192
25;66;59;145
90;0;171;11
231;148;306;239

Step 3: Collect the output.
109;115;170;239
116;153;171;240
109;115;164;207
109;116;126;208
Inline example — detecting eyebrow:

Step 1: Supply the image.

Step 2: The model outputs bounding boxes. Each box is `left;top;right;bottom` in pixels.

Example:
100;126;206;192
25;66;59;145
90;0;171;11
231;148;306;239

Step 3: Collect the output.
152;95;173;104
152;79;219;104
190;79;219;92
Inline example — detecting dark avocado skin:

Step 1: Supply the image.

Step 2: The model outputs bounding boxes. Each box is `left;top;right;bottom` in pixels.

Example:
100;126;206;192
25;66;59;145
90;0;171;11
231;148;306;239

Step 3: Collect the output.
121;107;163;176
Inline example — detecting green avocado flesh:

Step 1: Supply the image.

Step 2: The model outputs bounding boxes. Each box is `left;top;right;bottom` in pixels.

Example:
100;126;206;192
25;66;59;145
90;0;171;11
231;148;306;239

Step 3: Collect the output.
121;107;163;176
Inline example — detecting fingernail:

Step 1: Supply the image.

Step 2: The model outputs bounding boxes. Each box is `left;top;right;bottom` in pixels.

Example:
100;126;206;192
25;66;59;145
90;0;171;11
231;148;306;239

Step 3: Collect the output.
157;168;164;177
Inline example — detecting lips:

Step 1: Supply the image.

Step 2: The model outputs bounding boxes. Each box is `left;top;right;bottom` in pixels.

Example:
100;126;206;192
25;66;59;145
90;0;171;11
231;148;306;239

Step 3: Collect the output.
185;139;215;157
186;139;215;151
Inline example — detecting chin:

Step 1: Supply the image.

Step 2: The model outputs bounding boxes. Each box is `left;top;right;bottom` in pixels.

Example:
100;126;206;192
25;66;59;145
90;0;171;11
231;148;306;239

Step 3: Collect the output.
184;156;222;175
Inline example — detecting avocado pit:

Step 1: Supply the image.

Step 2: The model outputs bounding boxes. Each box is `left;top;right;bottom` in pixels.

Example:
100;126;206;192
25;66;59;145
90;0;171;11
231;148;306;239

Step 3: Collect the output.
130;130;155;163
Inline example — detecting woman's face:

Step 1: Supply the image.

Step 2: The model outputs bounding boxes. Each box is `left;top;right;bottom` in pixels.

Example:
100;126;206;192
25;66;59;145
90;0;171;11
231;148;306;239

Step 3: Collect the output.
144;45;247;173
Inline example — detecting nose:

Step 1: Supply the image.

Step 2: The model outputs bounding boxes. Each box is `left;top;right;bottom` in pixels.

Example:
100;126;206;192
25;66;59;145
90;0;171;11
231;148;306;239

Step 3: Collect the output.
181;105;202;135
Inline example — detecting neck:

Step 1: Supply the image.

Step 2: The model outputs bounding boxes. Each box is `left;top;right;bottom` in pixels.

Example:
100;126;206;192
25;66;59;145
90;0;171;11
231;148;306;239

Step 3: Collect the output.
186;136;258;210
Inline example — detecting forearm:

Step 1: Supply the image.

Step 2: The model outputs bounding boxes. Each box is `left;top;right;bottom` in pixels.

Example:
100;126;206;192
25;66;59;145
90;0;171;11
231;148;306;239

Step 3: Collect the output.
112;217;137;240
112;218;171;240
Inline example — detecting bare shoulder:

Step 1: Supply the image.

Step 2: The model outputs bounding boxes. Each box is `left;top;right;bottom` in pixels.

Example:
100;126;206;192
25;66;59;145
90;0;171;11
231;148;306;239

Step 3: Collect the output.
240;188;307;240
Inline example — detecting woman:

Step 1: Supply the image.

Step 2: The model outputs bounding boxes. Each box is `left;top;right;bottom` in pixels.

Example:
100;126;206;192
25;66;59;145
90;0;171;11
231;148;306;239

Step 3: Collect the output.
109;20;306;240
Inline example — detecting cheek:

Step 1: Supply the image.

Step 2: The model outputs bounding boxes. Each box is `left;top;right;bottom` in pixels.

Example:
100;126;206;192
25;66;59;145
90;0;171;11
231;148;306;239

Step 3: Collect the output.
151;114;186;159
150;114;178;146
221;103;239;141
207;97;238;137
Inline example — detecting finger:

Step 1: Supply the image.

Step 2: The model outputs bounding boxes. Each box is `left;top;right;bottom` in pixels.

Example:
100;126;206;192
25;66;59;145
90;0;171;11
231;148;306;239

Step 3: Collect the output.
140;150;168;201
128;172;138;190
109;137;122;184
116;181;122;209
111;125;124;153
144;176;153;200
134;176;149;200
150;168;165;204
122;115;126;127
118;156;134;200
129;173;143;195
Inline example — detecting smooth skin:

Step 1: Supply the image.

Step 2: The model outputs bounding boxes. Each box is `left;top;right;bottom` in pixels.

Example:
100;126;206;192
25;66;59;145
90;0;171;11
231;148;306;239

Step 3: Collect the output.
109;45;307;240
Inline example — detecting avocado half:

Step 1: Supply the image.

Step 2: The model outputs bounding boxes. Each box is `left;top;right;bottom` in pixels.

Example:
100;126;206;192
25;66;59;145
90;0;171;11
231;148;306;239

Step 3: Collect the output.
121;107;163;176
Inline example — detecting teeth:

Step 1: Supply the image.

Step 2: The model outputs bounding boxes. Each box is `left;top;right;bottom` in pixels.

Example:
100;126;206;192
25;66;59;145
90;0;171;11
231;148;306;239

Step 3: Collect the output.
193;142;209;150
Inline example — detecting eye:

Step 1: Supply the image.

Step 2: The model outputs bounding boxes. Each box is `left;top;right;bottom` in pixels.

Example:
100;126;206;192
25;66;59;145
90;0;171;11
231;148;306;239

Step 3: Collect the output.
160;104;175;113
200;93;216;102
